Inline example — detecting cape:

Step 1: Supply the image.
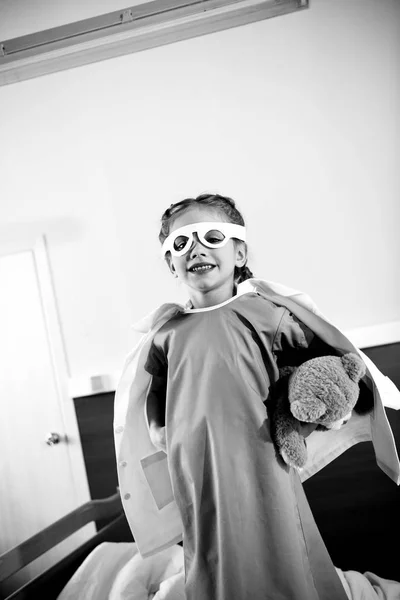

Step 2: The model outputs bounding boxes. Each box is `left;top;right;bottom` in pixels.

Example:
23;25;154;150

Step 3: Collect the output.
114;279;400;557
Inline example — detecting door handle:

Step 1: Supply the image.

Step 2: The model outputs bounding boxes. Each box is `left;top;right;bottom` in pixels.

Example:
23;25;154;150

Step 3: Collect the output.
45;432;61;446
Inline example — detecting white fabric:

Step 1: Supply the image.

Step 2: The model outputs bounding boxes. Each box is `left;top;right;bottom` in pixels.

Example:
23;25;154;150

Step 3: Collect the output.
336;568;400;600
114;278;400;558
56;541;400;600
56;542;184;600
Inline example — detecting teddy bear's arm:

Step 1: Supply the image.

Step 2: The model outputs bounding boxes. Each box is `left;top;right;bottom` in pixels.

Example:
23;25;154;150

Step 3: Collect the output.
269;375;318;469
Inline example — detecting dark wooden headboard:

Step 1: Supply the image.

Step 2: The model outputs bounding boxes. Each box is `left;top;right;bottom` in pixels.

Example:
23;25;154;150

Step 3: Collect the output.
73;342;400;580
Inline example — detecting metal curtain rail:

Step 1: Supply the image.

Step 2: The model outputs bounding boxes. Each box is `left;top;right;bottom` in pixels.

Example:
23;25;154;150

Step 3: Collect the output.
0;0;308;86
1;0;211;55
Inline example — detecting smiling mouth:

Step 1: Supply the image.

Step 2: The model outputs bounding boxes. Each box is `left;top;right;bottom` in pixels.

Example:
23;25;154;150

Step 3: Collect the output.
188;264;215;273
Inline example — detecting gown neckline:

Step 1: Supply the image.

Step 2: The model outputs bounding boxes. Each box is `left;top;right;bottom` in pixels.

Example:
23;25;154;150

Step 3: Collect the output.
183;288;253;313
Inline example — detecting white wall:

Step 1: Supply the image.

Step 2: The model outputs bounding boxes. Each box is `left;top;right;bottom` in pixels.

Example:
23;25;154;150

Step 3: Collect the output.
1;0;399;390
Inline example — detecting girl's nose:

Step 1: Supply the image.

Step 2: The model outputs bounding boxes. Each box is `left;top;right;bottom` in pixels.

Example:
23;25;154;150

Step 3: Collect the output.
189;233;207;259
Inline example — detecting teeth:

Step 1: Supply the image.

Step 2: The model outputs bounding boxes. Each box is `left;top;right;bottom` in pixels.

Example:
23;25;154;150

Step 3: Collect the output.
191;265;213;272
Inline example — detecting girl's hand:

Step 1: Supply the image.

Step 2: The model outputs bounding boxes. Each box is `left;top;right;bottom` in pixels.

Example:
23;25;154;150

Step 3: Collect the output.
149;422;167;453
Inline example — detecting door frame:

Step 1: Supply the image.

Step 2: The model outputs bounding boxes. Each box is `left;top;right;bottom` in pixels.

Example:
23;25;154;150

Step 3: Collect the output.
0;233;92;510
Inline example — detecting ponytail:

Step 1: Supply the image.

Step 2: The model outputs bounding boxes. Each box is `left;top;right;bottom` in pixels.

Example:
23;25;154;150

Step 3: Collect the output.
235;264;255;285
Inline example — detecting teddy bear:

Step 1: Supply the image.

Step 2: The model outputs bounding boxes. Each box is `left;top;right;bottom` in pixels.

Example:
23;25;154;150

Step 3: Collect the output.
270;352;368;469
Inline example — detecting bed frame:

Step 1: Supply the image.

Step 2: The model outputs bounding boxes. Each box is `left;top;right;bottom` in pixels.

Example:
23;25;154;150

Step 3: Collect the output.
0;491;132;600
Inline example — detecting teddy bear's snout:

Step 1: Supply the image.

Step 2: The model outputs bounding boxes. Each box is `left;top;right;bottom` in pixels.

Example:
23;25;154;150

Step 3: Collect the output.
324;410;353;430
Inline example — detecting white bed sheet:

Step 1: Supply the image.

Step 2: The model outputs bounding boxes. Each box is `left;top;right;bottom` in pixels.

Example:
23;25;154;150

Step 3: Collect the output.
336;568;400;600
57;542;399;600
56;542;184;600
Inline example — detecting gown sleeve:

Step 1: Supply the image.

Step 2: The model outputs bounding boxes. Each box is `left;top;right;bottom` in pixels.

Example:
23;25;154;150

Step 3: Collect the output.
273;308;341;368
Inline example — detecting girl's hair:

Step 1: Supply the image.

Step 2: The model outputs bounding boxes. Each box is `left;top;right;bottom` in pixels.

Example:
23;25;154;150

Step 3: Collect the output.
159;193;254;285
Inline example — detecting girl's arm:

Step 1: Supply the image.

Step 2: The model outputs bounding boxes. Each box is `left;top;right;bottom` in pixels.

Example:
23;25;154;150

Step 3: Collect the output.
145;343;168;452
146;373;166;428
146;374;167;452
274;311;340;369
273;309;373;418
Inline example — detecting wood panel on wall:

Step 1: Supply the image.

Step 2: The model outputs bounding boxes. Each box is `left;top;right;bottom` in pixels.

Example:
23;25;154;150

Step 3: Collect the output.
73;342;400;578
73;392;132;537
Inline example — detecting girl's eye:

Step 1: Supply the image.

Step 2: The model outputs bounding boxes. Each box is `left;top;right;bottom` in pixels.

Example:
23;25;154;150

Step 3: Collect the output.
204;230;225;245
173;235;189;251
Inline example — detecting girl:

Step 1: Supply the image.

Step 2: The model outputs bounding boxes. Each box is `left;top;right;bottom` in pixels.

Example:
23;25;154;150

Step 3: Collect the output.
114;193;400;600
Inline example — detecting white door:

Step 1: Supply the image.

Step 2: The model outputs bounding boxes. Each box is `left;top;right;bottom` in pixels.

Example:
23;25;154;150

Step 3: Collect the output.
0;237;94;595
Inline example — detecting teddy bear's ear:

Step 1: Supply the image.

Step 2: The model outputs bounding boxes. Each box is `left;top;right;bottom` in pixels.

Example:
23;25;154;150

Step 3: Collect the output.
279;366;296;379
340;353;366;383
290;397;327;422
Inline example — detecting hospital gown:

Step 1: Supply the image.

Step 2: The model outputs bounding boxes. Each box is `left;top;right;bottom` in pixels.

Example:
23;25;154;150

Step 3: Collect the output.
145;291;349;600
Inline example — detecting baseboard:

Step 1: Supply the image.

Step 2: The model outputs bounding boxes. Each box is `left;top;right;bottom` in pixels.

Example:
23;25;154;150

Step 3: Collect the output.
344;321;400;350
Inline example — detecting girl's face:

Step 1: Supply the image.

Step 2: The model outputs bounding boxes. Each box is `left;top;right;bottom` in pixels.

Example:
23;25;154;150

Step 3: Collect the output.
166;206;247;308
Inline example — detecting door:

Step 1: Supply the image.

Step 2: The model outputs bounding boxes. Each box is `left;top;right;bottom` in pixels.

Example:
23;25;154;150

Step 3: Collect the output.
0;236;94;595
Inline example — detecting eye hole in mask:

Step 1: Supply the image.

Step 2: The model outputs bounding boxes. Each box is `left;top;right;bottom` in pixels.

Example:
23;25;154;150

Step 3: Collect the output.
204;229;226;245
173;235;190;252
